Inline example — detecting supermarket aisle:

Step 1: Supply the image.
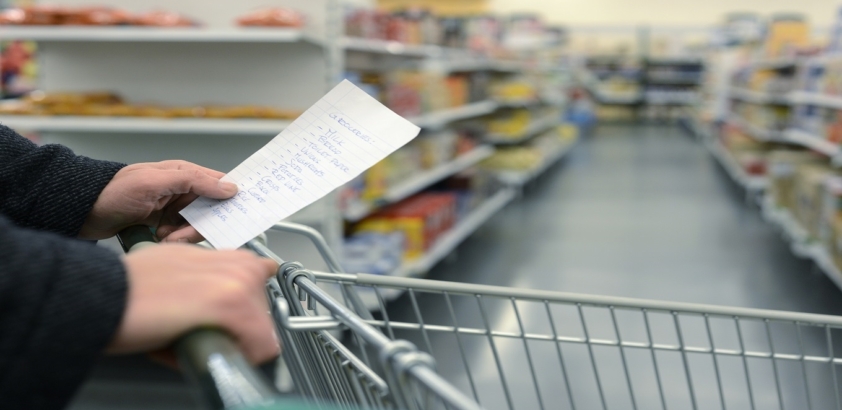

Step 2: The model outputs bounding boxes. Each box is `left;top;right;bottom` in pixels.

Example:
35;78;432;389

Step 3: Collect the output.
389;123;842;410
431;123;842;310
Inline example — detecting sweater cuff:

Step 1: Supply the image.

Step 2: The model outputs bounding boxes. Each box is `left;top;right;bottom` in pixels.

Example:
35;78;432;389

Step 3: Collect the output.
45;154;126;237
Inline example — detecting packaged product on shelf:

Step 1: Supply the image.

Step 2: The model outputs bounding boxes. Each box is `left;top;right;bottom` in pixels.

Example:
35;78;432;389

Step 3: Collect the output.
768;150;823;210
487;108;532;137
482;146;543;171
132;11;197;27
2;91;301;119
0;5;198;26
829;215;842;272
236;8;305;28
352;192;459;261
384;70;424;117
342;232;404;275
821;177;842;256
764;14;810;58
793;164;837;239
492;76;538;102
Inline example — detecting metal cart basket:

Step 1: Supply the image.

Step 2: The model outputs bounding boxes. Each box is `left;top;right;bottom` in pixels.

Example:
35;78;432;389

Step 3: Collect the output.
122;223;842;410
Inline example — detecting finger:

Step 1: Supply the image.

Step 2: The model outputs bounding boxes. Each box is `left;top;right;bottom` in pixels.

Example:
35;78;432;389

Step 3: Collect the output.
161;225;203;244
157;194;198;239
157;169;238;199
156;160;227;179
238;303;281;364
260;258;279;279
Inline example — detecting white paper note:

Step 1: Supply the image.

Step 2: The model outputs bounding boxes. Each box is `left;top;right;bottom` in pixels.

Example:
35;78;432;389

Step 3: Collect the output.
180;80;421;249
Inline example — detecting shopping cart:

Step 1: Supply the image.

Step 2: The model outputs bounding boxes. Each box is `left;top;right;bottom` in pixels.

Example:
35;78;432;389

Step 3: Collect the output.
121;223;842;410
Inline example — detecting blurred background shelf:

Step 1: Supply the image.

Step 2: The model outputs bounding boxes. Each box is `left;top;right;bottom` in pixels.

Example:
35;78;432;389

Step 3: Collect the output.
729;87;792;105
0;27;316;43
705;139;769;192
728;114;785;142
782;128;841;157
343;145;496;221
789;91;842;109
485;116;560;145
0;116;291;135
407;100;498;129
496;136;577;186
391;188;516;278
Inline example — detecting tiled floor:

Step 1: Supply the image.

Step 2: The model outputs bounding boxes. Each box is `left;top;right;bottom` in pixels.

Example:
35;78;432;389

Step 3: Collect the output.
70;124;842;410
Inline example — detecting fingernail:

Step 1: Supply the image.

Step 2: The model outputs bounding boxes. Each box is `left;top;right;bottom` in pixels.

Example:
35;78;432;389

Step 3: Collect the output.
219;181;238;195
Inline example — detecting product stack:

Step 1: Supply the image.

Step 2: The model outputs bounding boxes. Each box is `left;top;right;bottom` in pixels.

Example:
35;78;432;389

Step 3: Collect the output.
0;91;302;119
703;5;842;284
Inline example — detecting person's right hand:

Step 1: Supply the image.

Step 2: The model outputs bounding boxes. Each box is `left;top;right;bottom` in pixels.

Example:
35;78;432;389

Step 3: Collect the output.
110;244;280;364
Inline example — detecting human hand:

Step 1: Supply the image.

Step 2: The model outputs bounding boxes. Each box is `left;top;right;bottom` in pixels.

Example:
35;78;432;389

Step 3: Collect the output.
111;244;280;363
79;160;237;243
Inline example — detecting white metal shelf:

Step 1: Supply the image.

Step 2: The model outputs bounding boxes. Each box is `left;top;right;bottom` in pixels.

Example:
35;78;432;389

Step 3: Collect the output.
0;26;316;43
782;128;841;157
343;145;496;221
496;137;577;186
485;116;559;145
393;188;515;278
750;57;799;70
408;100;497;129
706;139;769;192
729;114;785;142
342;37;444;57
729;87;792;105
0;115;291;135
789;91;842;110
758;195;842;289
495;98;540;108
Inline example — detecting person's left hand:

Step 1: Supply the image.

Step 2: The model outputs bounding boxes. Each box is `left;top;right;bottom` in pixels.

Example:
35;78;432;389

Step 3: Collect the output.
79;160;238;243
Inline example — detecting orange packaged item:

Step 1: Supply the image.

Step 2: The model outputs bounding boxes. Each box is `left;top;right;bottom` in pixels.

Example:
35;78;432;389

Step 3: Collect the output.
133;11;196;27
63;7;133;26
237;8;305;28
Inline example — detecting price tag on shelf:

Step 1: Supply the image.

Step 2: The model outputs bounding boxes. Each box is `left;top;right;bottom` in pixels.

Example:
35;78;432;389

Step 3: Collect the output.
181;80;420;249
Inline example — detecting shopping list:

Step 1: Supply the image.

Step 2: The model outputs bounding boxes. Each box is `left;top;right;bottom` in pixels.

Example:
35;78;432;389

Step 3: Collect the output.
180;80;421;249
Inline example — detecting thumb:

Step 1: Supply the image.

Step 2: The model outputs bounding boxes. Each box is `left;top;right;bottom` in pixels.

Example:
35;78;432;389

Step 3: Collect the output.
161;169;239;199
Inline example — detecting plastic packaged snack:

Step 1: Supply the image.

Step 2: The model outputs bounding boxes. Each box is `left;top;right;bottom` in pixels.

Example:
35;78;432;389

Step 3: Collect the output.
132;11;196;27
236;8;304;28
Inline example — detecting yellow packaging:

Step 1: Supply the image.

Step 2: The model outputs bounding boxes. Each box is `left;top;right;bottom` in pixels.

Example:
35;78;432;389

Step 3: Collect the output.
354;217;425;261
765;19;809;58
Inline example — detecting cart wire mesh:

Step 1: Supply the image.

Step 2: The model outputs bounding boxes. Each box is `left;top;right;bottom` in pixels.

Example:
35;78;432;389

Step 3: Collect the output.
257;223;842;410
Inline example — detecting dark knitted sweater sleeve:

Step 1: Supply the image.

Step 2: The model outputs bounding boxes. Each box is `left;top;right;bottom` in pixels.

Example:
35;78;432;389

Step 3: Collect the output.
0;125;125;236
0;127;129;408
0;215;128;409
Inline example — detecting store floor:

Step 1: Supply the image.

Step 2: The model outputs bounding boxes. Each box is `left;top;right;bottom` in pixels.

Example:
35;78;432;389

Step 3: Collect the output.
71;123;842;410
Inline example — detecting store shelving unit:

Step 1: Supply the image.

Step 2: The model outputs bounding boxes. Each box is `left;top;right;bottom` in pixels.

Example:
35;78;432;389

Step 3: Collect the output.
0;0;348;255
393;188;516;278
0;26;317;43
343;145;496;221
408;100;498;130
759;195;842;288
729;114;785;142
781;128;841;157
496;137;577;186
729;87;792;105
704;51;842;292
2;1;570;288
485;115;559;145
705;138;769;192
789;91;842;109
0;115;291;135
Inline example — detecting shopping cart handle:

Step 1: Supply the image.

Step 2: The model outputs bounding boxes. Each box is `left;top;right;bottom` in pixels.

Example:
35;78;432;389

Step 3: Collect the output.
116;227;281;410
